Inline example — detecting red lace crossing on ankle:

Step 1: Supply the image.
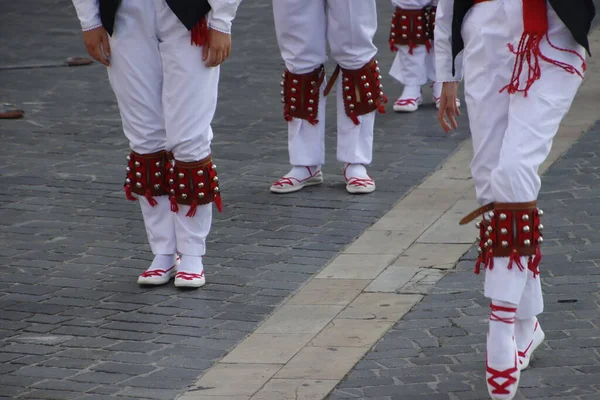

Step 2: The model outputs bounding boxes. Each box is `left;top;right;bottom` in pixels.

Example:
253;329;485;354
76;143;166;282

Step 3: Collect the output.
140;264;175;278
489;303;517;324
176;271;204;280
487;355;519;395
347;178;374;188
394;98;420;106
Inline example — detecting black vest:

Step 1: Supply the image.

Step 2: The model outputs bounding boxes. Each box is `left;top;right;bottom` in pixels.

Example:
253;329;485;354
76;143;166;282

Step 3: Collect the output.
99;0;211;35
451;0;596;74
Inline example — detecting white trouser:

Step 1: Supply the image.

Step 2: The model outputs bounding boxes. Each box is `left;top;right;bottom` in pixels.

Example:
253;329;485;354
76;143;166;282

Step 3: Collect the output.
272;0;378;167
389;0;438;87
462;0;584;315
107;0;216;257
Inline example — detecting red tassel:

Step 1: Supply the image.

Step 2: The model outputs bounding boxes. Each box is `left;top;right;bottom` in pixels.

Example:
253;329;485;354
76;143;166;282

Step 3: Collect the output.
425;40;432;53
144;189;158;207
528;246;542;278
485;250;494;270
186;199;199;218
214;194;223;212
124;186;137;202
475;256;483;275
390;40;398;52
500;0;584;96
507;251;526;272
408;41;416;55
170;196;179;213
349;112;360;125
191;17;209;47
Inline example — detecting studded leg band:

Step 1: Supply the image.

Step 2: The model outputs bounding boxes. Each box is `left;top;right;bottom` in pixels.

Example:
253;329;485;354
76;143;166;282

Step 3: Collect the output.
469;202;543;276
166;155;223;217
124;150;171;206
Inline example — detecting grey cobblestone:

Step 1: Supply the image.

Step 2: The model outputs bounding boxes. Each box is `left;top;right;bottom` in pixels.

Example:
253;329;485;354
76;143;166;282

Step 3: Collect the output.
6;1;596;400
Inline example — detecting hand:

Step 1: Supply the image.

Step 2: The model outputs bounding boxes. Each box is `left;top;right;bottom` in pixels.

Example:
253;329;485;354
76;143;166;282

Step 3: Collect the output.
82;26;111;66
437;81;461;133
203;29;232;67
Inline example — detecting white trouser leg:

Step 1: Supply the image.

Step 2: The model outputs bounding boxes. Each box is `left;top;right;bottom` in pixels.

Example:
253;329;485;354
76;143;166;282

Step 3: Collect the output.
327;0;378;165
389;0;435;87
481;0;584;305
515;270;544;319
273;0;328;167
156;1;219;257
107;0;176;256
462;0;511;207
389;46;431;87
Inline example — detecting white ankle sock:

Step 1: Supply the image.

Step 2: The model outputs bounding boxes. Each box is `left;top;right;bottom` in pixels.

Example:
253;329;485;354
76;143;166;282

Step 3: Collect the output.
146;254;176;272
432;82;443;98
488;300;517;365
515;317;537;351
400;85;421;100
344;164;369;179
285;166;320;181
178;255;204;274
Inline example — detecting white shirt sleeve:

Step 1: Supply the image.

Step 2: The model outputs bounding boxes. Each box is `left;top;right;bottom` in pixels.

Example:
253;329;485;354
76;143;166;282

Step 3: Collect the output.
71;0;102;31
434;0;463;82
207;0;242;34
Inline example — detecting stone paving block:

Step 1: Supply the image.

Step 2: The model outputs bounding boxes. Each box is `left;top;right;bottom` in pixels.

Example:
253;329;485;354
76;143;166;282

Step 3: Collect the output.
287;279;370;306
315;254;397;280
310;319;394;348
184;363;282;397
221;333;314;364
255;305;344;335
336;293;423;321
250;379;339;400
274;346;367;380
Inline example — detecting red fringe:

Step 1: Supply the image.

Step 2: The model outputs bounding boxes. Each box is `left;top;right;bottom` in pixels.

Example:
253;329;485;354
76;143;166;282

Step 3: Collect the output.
144;189;158;207
170;196;179;213
507;251;526;272
475;256;484;274
500;0;583;96
349;112;360;125
408;41;416;55
485;250;494;270
214;195;223;213
425;40;432;53
124;186;137;202
528;246;542;278
389;40;398;53
191;18;209;47
185;199;199;218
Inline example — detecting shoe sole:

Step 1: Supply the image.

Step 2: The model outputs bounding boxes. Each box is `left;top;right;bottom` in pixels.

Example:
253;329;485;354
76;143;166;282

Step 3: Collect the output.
137;274;175;286
174;279;206;288
346;183;376;194
270;177;324;194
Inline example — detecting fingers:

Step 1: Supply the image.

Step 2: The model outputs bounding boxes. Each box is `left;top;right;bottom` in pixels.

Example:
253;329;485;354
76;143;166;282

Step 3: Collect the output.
87;45;109;66
202;42;210;61
101;32;111;57
205;46;231;67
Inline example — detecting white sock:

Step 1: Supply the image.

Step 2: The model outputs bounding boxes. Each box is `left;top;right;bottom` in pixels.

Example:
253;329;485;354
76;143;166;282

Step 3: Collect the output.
344;164;369;179
146;254;176;272
515;317;537;351
284;166;320;181
433;82;443;99
488;300;517;366
399;85;421;100
178;255;204;274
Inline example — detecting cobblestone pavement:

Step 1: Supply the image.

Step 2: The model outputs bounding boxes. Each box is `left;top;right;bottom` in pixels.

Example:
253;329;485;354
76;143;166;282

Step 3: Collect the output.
328;122;600;400
0;1;468;399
